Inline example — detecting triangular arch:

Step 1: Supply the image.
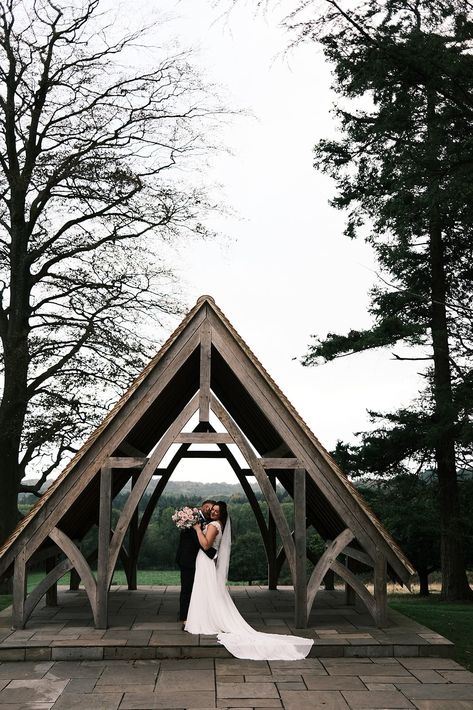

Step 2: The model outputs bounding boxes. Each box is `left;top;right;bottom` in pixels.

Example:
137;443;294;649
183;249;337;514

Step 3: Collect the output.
0;296;414;630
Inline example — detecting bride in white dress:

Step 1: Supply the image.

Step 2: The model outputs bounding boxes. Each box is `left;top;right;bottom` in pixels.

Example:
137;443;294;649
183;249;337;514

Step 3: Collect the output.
185;501;313;661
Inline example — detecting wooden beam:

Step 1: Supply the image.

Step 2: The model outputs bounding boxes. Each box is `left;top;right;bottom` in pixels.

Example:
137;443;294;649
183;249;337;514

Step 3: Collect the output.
49;527;98;626
331;558;377;622
218;443;271;563
117;441;147;457
128;475;139;591
45;556;58;606
345;556;357;606
105;457;148;469
26;557;74;622
12;547;27;629
294;468;307;628
180;450;226;459
199;319;211;422
373;553;388;627
274;520;317;581
211;395;296;580
208;321;410;581
97;466;112;628
306;528;354;618
259;458;302;469
107;393;200;588
342;545;374;568
174;433;233;444
70;567;80;591
20;324;203;570
267;473;278;590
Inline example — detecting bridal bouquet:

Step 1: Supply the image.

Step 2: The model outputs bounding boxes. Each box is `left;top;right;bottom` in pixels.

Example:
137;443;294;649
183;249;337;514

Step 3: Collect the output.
172;506;201;530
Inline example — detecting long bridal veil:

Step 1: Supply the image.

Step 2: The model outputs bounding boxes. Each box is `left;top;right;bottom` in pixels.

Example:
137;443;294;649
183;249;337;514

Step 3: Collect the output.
214;516;314;661
216;514;231;588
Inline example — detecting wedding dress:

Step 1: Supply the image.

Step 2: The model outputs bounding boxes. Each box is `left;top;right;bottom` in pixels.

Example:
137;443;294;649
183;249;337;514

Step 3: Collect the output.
185;518;313;661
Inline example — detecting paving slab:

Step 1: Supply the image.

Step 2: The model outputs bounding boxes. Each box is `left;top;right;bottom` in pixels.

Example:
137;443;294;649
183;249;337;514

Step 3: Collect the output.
217;682;279;698
341;689;415;708
326;662;412;676
279;689;350;709
0;662;53;680
411;702;473;709
302;675;366;690
155;669;214;691
215;701;281;708
52;691;122;709
119;690;216;709
398;683;473;700
0;679;68;704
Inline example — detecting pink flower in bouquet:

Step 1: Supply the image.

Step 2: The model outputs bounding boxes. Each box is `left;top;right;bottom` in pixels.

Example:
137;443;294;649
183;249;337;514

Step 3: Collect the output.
172;506;200;529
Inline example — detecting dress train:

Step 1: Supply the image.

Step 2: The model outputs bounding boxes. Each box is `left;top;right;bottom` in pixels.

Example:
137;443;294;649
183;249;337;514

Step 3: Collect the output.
185;537;313;661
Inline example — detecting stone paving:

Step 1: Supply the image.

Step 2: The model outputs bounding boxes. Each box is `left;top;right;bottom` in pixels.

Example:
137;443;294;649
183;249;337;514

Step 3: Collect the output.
0;587;454;661
0;655;472;709
0;586;470;708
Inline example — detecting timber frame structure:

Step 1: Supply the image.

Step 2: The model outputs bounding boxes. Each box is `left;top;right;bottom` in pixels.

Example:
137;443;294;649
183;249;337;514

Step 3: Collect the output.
0;296;414;630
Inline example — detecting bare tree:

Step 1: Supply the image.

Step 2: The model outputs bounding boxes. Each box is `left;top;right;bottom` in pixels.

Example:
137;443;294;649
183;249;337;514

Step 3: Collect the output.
0;0;221;544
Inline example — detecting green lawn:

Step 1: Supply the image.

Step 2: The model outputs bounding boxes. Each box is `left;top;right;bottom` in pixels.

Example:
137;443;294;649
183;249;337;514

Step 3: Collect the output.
389;593;473;672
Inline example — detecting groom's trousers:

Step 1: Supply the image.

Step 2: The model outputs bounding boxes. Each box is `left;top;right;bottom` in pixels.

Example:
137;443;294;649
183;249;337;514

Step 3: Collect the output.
179;565;195;621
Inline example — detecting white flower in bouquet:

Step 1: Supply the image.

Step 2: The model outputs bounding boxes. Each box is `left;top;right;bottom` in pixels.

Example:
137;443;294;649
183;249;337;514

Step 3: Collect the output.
172;506;200;529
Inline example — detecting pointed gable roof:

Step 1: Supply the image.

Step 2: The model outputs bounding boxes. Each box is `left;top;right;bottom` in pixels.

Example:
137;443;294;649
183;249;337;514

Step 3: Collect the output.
0;296;414;584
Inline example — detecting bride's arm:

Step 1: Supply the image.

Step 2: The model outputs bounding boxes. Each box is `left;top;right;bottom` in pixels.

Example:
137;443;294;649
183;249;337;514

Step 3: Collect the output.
193;522;218;550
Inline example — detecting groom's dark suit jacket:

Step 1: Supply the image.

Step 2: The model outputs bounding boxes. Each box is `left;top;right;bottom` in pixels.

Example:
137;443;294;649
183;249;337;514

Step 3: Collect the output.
175;528;201;568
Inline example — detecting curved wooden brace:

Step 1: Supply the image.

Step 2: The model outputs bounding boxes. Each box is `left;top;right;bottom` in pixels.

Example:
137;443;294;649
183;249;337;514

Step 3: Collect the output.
306;528;354;617
331;558;377;621
274;520;315;581
136;419;219;551
107;394;199;588
219;444;271;559
24;557;74;622
210;395;296;580
136;452;184;551
49;527;98;626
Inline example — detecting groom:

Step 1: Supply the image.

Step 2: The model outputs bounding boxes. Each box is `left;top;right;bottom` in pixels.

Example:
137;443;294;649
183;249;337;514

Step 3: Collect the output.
176;499;217;624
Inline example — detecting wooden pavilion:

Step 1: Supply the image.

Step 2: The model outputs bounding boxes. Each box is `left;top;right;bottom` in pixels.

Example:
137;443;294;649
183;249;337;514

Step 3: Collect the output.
0;296;414;631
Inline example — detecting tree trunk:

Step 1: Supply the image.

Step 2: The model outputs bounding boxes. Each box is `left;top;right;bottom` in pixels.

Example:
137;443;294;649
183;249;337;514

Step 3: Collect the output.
426;90;472;601
417;570;430;597
429;221;472;600
0;353;28;546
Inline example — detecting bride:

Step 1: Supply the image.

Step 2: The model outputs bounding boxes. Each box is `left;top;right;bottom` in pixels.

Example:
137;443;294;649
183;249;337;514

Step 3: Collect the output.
185;501;313;660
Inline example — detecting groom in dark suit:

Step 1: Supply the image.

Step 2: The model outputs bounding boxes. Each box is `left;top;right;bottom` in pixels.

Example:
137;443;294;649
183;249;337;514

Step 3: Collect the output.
176;499;217;623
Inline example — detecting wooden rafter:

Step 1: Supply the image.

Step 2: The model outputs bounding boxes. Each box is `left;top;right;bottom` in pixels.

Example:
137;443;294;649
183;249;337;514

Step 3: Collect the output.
106;394;199;588
210;395;296;580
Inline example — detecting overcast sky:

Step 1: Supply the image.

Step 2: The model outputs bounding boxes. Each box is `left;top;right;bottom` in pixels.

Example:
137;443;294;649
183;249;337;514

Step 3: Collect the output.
114;1;425;483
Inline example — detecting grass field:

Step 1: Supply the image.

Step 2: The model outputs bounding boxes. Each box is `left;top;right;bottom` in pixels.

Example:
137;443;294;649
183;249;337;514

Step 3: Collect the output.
388;593;473;672
0;571;471;672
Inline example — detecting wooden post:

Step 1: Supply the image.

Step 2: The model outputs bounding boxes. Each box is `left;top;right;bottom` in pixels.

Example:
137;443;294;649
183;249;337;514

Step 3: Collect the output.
12;547;27;629
267;473;278;590
345;556;356;606
324;569;335;591
70;567;80;591
373;553;388;627
96;466;112;629
294;468;307;628
128;474;139;590
199;320;211;423
45;556;57;606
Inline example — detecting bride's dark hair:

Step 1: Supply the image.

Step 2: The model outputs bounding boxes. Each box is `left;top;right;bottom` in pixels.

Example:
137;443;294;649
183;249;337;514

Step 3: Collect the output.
215;500;228;529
